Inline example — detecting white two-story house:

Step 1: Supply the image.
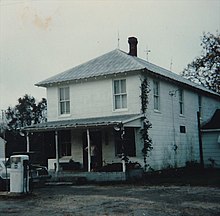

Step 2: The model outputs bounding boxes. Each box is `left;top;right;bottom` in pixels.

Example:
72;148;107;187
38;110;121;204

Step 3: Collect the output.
25;37;220;174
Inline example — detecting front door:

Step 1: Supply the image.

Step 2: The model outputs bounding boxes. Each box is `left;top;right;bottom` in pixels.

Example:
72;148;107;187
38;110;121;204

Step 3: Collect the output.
83;130;102;171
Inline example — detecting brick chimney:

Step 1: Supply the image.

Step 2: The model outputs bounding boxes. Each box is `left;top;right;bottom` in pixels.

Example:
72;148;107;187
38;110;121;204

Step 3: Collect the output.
128;37;138;57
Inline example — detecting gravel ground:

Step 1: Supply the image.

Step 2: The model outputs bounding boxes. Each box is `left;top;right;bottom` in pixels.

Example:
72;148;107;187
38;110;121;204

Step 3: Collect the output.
0;184;220;216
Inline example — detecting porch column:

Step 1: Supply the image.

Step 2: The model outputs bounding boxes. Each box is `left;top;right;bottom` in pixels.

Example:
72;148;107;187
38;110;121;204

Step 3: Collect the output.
86;129;91;172
26;132;30;152
55;130;59;173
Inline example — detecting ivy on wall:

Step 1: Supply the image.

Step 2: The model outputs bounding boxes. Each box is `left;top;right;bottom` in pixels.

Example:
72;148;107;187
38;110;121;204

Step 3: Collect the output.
140;78;153;171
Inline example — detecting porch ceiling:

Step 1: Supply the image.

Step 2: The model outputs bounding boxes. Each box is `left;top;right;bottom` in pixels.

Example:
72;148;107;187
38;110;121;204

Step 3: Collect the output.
23;114;143;132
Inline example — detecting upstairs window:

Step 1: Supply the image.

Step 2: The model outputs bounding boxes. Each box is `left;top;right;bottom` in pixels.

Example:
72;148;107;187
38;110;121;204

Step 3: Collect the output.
179;89;184;115
153;80;160;111
113;79;127;110
59;87;70;115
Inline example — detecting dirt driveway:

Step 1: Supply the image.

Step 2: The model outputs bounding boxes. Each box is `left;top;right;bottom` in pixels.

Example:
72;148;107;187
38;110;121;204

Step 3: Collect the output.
0;184;220;216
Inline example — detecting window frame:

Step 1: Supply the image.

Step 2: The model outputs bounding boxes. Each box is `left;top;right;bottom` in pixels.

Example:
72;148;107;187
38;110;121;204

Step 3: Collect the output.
179;89;184;115
59;86;70;115
153;80;160;111
180;125;186;133
113;79;127;110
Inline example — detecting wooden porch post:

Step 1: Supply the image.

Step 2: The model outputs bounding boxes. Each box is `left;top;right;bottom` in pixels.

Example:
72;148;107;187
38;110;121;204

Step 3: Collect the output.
26;132;30;152
55;130;59;173
86;129;91;172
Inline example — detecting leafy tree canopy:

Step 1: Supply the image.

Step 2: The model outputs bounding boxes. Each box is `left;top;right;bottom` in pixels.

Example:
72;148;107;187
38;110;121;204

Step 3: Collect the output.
182;32;220;94
5;94;47;132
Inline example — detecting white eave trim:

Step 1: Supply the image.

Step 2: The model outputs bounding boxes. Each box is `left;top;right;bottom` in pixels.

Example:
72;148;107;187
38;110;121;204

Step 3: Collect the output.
201;129;220;132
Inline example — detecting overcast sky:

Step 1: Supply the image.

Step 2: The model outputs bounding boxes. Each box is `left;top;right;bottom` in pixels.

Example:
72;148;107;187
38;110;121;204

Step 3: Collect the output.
0;0;219;110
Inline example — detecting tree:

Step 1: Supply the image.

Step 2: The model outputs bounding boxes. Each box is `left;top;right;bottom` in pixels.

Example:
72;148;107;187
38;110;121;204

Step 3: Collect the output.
5;94;47;132
181;32;220;94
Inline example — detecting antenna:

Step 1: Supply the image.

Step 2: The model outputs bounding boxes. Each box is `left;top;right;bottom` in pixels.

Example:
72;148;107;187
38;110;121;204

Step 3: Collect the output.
117;31;120;49
144;46;151;61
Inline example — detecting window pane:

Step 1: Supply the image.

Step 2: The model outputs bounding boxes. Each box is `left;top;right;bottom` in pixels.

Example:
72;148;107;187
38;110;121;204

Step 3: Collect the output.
66;101;70;113
122;95;127;108
115;95;121;109
121;80;126;93
114;80;120;94
153;81;157;95
180;103;183;114
65;87;70;100
60;88;64;101
60;102;65;114
154;96;159;110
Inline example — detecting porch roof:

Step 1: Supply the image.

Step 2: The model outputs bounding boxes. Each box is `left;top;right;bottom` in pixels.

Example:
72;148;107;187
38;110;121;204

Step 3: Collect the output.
23;114;143;132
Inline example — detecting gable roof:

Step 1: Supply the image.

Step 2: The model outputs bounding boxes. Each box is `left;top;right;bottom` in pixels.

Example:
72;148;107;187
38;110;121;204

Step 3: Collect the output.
36;49;219;97
202;109;220;130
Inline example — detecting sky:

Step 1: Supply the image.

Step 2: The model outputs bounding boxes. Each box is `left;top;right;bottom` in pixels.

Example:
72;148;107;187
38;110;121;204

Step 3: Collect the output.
0;0;219;111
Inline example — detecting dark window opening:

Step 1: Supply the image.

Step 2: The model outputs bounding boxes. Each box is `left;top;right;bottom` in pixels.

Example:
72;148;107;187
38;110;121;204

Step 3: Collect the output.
115;127;136;156
59;130;71;156
180;126;186;133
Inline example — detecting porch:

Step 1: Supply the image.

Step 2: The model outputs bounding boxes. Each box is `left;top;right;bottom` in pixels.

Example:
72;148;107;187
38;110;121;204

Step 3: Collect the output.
48;169;143;184
23;114;144;182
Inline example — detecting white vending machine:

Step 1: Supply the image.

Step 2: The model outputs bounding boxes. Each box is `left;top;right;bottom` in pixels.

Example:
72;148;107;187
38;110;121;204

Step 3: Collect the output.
10;155;29;193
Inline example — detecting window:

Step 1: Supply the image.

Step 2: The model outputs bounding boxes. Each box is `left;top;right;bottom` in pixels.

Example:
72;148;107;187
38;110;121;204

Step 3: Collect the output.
59;87;70;115
180;125;186;133
113;79;127;110
153;80;160;110
179;89;184;115
115;128;136;157
59;130;71;156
